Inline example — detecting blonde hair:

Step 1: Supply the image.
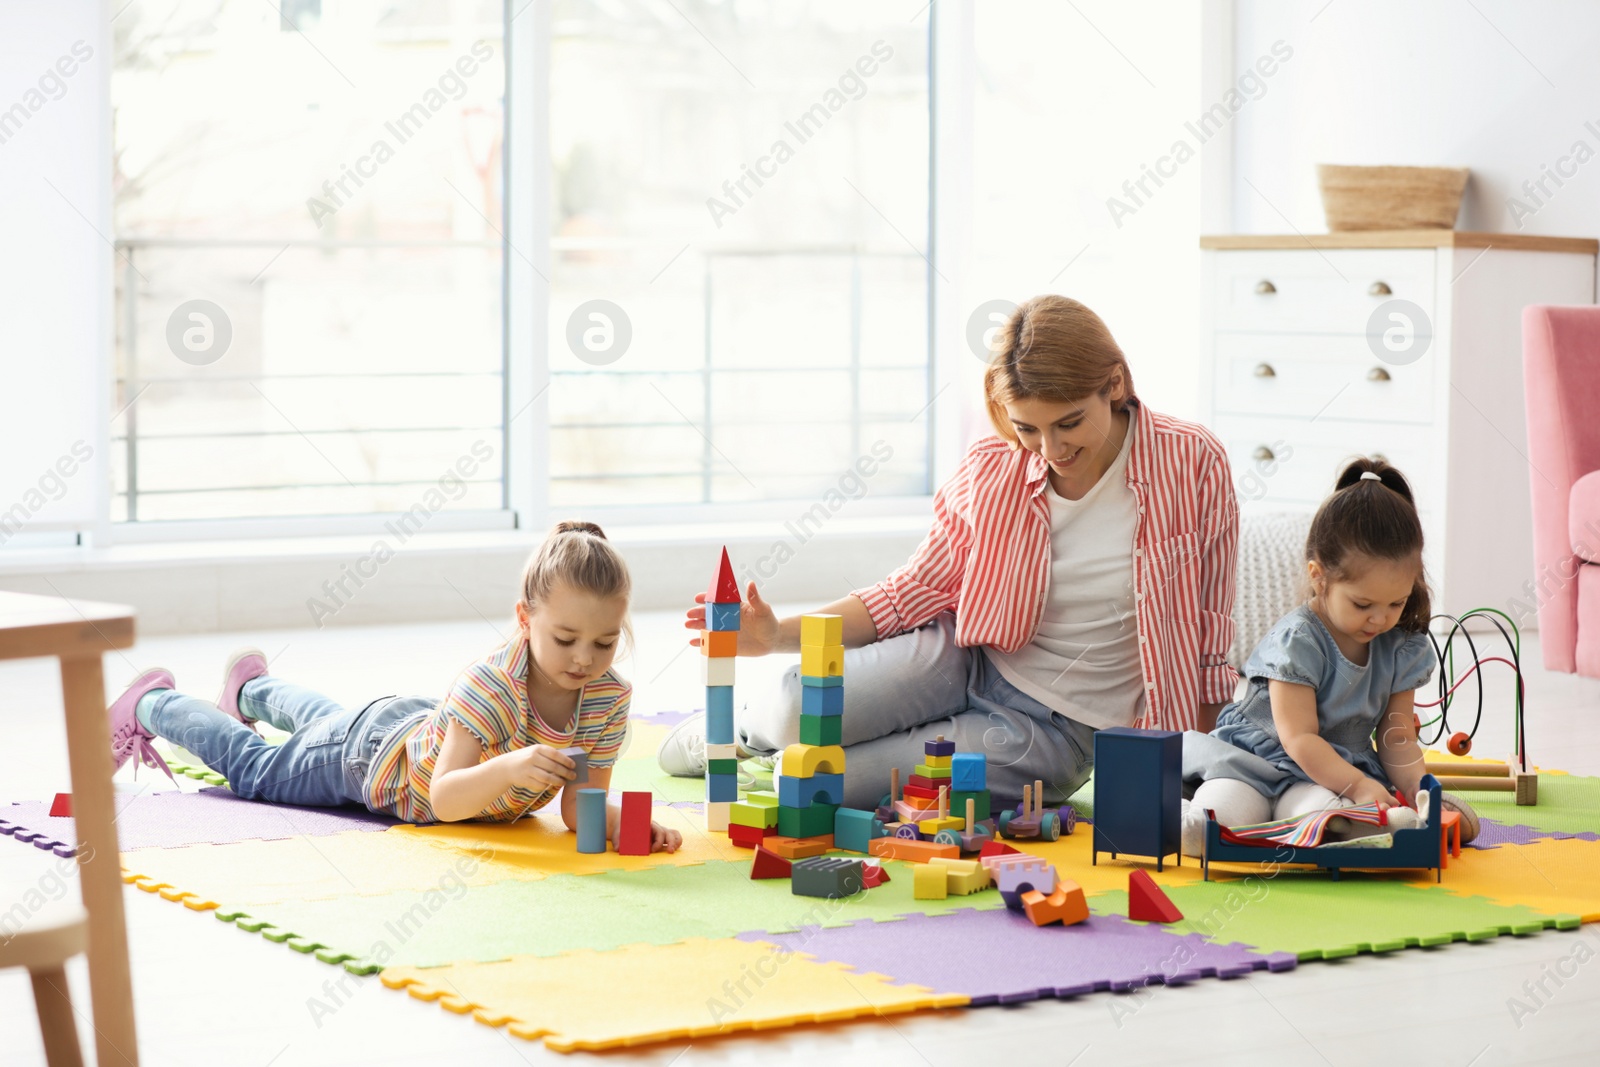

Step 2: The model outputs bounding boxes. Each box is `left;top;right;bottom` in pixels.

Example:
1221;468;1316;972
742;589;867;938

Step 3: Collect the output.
519;521;633;652
983;295;1137;445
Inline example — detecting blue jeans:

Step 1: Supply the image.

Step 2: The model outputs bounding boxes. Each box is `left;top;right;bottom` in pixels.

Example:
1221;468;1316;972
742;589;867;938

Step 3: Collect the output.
740;613;1097;810
144;679;427;810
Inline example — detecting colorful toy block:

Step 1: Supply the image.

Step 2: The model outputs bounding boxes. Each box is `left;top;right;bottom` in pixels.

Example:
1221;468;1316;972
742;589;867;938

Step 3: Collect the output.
707;546;741;603
750;846;792;879
730;801;779;830
727;822;776;849
800;673;842;688
1092;727;1182;871
892;799;941;823
924;737;955;758
701;655;736;687
708;602;741;631
576;788;607;854
1022;882;1089;927
923;753;952;770
928;857;990;895
707;773;739;803
919;814;965;835
618;791;652;856
1127;869;1184;923
913;763;951;780
705;687;734;742
799;713;843;746
979;839;1020;860
800;686;844;717
778;801;839;839
833;807;885;854
705;801;730;832
764;835;834;859
700;630;738;657
913;863;948;900
902;784;944;802
954;798;994;853
800;644;845;678
707;758;739;776
993;857;1058;909
49;793;70;818
743;790;780;808
791;856;865;899
800;613;843;646
869;837;959;862
777;771;844;807
780;744;845;778
705;742;738;761
558;746;589;784
950;753;986;792
860;862;890;888
951;789;991;822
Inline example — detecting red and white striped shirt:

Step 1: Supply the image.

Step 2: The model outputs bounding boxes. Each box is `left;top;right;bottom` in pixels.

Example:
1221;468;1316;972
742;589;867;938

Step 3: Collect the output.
853;400;1239;732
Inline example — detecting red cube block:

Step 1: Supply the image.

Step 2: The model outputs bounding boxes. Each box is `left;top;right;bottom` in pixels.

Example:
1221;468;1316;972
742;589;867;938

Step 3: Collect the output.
618;791;652;855
728;822;777;849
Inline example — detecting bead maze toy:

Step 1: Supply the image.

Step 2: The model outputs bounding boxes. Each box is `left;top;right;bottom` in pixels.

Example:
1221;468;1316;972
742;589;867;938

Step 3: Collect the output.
1201;775;1446;882
1417;609;1538;805
1092;726;1182;870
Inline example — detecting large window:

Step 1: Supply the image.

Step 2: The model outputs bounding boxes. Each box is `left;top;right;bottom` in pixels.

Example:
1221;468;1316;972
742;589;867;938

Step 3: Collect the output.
111;1;507;523
548;2;932;507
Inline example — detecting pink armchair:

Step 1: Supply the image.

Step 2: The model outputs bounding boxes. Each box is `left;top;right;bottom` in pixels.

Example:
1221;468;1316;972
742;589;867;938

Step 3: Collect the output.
1522;305;1600;676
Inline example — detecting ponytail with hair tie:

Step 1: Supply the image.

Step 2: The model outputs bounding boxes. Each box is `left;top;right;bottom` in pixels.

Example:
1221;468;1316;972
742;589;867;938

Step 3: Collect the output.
1306;455;1433;631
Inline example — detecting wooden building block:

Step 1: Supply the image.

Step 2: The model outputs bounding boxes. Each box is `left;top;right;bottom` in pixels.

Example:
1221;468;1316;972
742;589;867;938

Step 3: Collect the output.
777;771;844;807
913;864;948;900
799;673;842;688
700;630;738;657
799;713;843;746
923;737;955;758
704;801;730;832
869;837;959;863
707;601;741;631
765;835;834;859
780;744;845;778
951;753;987;791
727;822;776;849
729;801;779;829
778;801;839;839
700;655;736;687
705;742;738;761
1514;769;1538;805
913;763;952;780
618;791;652;855
707;547;741;603
750;847;791;879
800;614;844;646
1128;869;1184;923
791;856;865;899
929;857;990;895
1022;882;1089;926
576;788;607;854
923;754;952;770
558;746;588;784
800;643;845;678
800;684;844;718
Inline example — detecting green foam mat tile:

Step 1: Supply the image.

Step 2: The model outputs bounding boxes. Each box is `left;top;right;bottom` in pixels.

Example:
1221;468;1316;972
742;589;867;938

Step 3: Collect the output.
1090;875;1580;960
1446;772;1600;835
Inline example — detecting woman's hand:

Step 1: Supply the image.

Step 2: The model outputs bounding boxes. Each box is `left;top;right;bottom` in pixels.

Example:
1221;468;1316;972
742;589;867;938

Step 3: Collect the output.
651;821;683;853
686;580;779;656
1345;777;1395;810
505;744;578;793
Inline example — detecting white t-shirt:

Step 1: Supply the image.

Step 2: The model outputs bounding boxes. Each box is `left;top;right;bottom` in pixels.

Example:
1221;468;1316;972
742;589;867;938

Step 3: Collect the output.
985;411;1145;730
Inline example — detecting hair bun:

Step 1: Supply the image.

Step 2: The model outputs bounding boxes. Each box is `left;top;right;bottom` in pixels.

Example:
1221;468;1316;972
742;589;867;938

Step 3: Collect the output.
552;520;607;540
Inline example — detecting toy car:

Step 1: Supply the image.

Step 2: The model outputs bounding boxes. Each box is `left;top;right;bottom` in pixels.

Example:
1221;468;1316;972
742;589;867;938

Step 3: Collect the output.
998;780;1062;842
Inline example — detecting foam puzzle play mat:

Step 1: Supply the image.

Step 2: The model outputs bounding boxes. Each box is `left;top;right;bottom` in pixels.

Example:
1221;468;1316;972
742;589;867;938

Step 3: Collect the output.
5;576;1599;1052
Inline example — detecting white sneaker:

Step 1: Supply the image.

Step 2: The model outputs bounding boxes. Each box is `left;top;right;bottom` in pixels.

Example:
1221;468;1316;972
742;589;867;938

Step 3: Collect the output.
658;712;709;777
1180;800;1208;858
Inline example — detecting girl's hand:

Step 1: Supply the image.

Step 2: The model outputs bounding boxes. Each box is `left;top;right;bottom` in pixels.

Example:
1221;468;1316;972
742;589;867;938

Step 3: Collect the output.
650;821;682;853
505;744;577;793
686;580;778;656
1345;777;1394;809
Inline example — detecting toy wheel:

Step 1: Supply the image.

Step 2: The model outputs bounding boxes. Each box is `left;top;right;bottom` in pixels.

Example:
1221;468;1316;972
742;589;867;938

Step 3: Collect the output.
970;824;993;845
880;793;893;809
997;809;1014;837
933;829;960;847
1447;731;1472;757
1057;805;1077;836
1040;811;1060;842
895;823;922;841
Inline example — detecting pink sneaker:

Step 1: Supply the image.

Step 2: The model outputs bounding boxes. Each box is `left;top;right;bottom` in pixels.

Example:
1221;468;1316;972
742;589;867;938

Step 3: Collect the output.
216;647;269;730
108;668;177;783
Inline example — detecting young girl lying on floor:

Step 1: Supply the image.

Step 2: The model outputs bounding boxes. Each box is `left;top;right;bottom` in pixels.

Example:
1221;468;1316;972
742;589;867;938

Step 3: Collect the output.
1181;459;1478;855
107;521;681;852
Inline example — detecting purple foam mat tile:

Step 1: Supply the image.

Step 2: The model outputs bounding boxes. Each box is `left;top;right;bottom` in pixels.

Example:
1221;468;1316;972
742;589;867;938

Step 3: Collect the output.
1;787;400;851
636;709;698;728
736;907;1295;1005
1467;819;1600;849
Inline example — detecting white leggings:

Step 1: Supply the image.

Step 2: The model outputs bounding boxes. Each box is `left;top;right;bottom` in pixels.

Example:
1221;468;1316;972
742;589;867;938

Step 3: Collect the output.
1188;777;1355;828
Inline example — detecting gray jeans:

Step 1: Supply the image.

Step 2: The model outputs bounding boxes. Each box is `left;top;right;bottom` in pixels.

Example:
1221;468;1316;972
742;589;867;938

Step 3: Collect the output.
739;613;1095;810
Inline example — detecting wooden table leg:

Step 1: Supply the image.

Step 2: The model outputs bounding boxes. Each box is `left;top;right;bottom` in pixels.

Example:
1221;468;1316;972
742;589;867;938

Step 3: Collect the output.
59;653;139;1067
30;965;85;1067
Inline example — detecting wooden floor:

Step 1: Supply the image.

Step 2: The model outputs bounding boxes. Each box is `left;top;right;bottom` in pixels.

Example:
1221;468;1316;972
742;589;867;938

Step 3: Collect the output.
2;608;1597;1066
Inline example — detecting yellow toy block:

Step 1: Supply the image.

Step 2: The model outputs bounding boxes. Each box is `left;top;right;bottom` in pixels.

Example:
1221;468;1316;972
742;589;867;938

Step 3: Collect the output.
923;754;952;769
929;857;991;895
917;816;965;836
913;863;948;900
799;643;845;678
780;744;845;777
800;614;844;647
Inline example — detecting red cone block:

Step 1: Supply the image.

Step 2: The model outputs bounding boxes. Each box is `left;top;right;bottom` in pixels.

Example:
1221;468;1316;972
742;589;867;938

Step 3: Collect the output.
707;546;741;604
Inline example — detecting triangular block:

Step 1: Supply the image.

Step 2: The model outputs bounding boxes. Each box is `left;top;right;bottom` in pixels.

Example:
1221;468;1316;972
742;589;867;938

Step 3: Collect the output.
1127;869;1183;923
49;793;71;818
750;846;792;880
978;839;1020;860
707;547;741;604
860;863;890;888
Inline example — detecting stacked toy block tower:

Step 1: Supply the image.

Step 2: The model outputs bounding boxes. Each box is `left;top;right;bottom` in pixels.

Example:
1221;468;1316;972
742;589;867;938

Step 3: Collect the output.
771;614;846;856
702;547;741;832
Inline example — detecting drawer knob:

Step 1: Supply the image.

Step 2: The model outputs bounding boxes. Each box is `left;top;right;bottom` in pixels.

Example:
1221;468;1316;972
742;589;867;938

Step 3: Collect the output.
1367;366;1392;382
1255;280;1277;295
1253;362;1276;378
1253;445;1275;462
1369;281;1392;296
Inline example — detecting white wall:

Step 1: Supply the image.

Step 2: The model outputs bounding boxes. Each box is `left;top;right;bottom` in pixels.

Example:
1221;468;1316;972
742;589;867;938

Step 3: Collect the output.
1229;0;1600;243
0;5;110;541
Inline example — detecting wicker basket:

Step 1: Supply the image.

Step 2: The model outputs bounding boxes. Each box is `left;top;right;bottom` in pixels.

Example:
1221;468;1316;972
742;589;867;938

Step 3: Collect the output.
1316;164;1469;231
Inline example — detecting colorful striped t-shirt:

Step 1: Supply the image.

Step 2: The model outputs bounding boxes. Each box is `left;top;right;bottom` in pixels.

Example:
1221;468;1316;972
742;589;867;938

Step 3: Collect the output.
361;638;631;823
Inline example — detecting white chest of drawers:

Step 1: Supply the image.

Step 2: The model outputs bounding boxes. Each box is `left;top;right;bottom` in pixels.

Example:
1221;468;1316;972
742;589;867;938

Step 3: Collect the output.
1199;232;1596;621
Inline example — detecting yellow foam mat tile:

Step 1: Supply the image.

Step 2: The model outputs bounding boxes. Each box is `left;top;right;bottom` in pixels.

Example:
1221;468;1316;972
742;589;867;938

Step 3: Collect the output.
380;937;967;1052
996;821;1208;897
395;801;749;876
1406;838;1600;921
1423;749;1566;776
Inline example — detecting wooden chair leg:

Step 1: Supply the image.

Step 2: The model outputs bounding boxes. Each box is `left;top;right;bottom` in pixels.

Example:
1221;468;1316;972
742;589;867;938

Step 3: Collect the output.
30;965;84;1067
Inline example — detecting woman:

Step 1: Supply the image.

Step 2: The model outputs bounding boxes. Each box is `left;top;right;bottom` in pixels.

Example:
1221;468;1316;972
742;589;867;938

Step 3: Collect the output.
658;295;1240;809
